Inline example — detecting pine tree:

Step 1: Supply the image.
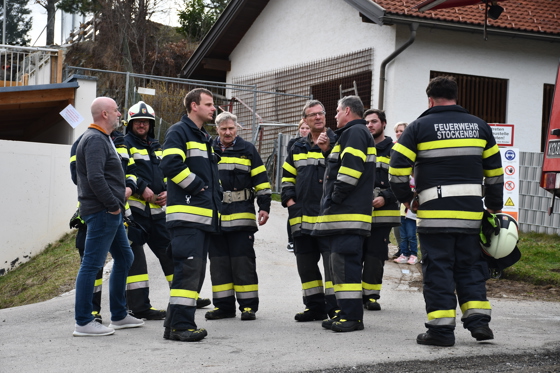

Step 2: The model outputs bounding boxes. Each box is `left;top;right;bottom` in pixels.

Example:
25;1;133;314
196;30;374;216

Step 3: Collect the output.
0;0;32;45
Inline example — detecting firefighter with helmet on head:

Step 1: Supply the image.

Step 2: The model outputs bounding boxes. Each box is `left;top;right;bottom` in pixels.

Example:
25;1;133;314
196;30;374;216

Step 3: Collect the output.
123;101;211;320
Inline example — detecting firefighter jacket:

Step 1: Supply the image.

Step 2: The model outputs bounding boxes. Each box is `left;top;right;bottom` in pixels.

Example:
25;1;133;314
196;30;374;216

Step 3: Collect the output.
281;129;337;237
213;136;272;233
124;131;167;218
160;115;222;232
389;105;504;235
372;136;400;227
312;119;376;237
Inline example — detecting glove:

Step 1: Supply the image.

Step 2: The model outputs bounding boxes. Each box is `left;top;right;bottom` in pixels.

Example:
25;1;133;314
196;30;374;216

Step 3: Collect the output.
69;209;85;229
480;210;499;247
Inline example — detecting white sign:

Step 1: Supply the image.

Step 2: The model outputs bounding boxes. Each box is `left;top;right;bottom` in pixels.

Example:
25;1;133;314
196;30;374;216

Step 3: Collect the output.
137;87;156;95
489;124;514;147
59;104;84;129
499;148;519;221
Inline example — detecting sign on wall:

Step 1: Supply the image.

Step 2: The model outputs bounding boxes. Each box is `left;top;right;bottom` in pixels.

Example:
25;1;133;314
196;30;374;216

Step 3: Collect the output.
499;147;519;221
489;124;515;147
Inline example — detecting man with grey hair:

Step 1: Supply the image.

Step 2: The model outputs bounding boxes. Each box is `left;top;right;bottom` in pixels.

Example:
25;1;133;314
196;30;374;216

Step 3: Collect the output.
282;99;338;323
313;95;376;332
204;111;271;321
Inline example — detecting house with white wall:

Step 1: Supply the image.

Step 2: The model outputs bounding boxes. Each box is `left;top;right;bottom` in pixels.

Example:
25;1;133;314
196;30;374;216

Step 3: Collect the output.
181;0;560;153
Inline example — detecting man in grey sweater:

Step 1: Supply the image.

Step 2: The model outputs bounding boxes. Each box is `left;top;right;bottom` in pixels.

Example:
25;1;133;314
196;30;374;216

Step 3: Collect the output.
73;97;144;337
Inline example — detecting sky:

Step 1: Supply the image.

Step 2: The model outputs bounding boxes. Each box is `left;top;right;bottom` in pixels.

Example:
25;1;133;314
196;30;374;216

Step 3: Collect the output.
28;0;183;47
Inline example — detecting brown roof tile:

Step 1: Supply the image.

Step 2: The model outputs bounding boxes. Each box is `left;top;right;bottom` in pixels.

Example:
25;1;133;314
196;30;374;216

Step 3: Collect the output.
375;0;560;35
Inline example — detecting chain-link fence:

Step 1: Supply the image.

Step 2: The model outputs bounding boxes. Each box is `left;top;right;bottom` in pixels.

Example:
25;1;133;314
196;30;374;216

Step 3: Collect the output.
64;66;309;191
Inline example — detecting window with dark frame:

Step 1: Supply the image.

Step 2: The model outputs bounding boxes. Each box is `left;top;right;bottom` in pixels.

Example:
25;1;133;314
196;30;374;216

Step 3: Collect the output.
542;83;555;152
430;71;508;124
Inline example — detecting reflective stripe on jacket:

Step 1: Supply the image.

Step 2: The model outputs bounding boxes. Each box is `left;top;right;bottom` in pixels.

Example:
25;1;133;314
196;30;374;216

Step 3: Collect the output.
371;136;400;227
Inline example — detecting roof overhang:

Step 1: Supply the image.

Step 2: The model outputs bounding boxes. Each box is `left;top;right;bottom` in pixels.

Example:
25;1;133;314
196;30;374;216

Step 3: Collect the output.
180;0;270;80
0;82;78;141
347;0;560;43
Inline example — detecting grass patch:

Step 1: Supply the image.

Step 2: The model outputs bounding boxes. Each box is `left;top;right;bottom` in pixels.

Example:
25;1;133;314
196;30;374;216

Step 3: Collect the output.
0;231;80;309
271;192;281;202
503;231;560;286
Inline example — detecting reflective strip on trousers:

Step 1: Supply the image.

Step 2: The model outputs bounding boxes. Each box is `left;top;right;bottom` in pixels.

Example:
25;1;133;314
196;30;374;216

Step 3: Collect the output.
334;283;362;300
362;282;381;296
325;281;335;296
427;309;457;326
418;218;481;230
169;289;198;307
235;284;258;299
302;280;324;297
461;300;492;319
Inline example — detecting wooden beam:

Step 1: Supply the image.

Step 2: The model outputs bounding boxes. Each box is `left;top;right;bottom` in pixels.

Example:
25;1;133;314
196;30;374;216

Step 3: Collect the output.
0;87;75;106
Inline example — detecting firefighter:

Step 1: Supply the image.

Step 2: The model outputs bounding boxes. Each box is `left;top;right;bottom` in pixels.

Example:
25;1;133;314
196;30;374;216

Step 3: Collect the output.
281;100;338;322
123;101;175;320
362;109;400;311
312;95;376;332
205;111;271;321
160;88;221;342
70;128;134;323
389;76;503;347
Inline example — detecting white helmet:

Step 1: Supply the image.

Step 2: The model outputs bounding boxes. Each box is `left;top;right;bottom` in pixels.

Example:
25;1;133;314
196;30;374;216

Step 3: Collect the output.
480;213;519;259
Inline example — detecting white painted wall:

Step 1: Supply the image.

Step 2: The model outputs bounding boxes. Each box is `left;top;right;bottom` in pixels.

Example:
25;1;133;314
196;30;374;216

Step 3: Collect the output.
226;0;559;152
0;77;96;275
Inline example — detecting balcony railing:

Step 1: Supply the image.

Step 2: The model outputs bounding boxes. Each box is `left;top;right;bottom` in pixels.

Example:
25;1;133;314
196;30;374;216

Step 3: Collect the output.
0;45;63;88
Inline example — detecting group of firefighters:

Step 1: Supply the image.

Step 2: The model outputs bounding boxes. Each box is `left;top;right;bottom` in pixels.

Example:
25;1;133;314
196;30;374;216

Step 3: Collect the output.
71;76;504;347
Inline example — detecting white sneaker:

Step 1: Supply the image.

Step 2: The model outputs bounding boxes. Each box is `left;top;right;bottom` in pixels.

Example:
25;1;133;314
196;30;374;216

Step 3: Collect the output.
393;254;409;264
73;320;115;337
407;255;418;265
109;314;145;330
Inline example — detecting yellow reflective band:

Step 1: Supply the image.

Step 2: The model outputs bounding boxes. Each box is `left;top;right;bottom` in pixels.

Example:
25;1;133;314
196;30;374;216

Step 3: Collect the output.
377;156;390;165
69;155;76;163
155;150;163;157
186;141;208;151
483;144;500;158
289;216;302;225
484;167;504;177
372;210;400;217
301;215;319;223
171;168;192;185
389;166;412;176
417;210;483;220
162;148;186;161
392;142;416;162
251;165;266;177
361;282;382;291
212;283;234;292
341;146;366;161
234;284;258;292
332;144;341;153
94;279;103;287
116;147;129;155
302;280;323;290
325;281;333;289
460;300;491;313
282;162;297;176
282;177;296;184
167;205;213;217
127;157;135;166
334;283;362;292
418;138;486;150
368;147;377;155
427;309;456;320
170;289;198;299
254;182;271;192
127;274;149;284
318;213;372;223
339;166;362;179
220;156;251;166
166;274;173;282
130;147;148;156
221;212;256;221
307;152;325;160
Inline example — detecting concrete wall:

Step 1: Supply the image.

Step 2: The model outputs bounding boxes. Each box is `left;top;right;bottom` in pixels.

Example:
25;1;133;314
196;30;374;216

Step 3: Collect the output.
227;0;559;153
0;77;96;275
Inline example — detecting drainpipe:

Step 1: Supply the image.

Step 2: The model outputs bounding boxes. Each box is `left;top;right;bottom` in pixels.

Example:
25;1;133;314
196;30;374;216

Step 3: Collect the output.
378;22;419;110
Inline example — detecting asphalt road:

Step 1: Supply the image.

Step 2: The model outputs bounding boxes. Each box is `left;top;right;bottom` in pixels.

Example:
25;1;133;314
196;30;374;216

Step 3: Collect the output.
1;201;559;372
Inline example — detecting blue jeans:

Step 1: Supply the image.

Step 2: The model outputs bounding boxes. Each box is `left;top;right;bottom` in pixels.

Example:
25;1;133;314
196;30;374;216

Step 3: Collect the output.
399;217;418;257
75;210;133;326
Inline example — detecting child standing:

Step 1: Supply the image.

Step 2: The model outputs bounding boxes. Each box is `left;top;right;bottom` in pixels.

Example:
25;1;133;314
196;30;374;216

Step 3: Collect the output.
394;176;418;265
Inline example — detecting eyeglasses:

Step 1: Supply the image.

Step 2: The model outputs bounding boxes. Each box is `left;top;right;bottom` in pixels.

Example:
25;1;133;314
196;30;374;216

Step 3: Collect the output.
304;111;325;118
134;120;150;126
